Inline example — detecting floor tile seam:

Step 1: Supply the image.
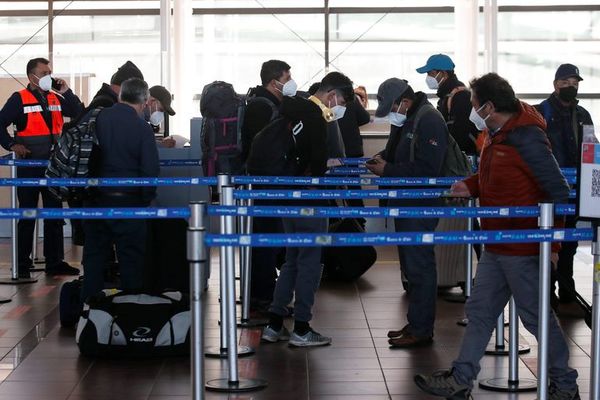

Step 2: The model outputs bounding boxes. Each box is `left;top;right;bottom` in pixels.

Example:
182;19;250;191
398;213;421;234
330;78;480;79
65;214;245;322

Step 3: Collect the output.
353;281;392;400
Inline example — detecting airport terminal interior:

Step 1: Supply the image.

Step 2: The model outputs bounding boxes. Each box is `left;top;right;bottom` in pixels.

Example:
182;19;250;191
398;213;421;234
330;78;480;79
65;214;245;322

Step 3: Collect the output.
1;1;600;399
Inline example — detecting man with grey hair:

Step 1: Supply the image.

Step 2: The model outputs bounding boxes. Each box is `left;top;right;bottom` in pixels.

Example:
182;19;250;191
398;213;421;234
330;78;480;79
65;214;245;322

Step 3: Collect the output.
81;78;160;301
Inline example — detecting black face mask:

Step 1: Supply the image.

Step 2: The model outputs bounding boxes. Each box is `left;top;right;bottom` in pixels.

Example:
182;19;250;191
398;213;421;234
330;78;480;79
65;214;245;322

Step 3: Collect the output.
558;86;578;103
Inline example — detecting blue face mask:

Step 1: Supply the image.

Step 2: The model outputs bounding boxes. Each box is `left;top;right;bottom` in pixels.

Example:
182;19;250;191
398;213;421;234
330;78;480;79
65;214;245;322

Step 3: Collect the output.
389;112;407;127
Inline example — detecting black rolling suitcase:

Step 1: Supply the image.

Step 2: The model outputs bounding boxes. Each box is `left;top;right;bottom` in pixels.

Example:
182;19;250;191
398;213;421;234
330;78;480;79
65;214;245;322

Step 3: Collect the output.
59;277;84;327
322;217;377;281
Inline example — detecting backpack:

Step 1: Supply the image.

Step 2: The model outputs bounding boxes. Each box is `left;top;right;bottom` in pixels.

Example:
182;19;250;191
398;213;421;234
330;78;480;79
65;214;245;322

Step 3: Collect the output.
76;290;190;357
409;103;473;177
200;81;245;176
45;107;103;200
246;117;303;176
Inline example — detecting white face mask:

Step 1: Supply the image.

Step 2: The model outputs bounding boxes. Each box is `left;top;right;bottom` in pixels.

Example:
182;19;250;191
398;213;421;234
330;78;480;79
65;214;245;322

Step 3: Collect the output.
275;79;297;97
389;112;407;127
149;111;164;126
469;103;491;131
329;96;346;121
35;74;53;92
425;73;440;90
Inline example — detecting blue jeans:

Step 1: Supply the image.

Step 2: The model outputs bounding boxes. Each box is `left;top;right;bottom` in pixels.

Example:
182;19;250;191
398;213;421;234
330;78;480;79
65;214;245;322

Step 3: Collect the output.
269;217;328;322
395;217;439;338
452;251;578;391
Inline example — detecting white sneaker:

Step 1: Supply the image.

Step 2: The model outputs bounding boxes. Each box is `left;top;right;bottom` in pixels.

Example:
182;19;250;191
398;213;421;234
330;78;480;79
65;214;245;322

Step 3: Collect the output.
289;329;332;347
261;325;290;343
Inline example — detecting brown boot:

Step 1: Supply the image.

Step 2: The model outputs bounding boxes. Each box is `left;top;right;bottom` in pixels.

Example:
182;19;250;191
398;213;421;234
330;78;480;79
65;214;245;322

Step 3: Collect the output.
387;324;410;339
389;333;433;348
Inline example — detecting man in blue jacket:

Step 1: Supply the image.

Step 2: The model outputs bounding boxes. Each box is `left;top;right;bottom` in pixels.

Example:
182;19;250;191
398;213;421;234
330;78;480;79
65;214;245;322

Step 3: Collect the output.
366;78;448;348
81;78;159;301
536;64;596;316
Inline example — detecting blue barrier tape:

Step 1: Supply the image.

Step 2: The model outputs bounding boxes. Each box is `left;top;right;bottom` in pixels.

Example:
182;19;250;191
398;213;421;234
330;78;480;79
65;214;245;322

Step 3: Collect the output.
327;167;372;175
231;175;577;186
233;188;577;200
205;228;593;247
208;204;576;218
0;158;202;167
234;189;445;200
0;176;217;187
0;207;190;219
339;157;369;165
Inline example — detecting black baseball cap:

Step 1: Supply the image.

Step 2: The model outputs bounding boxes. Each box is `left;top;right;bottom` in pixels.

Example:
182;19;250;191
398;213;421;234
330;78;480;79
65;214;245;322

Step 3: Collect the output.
375;78;409;118
555;63;583;81
149;85;176;116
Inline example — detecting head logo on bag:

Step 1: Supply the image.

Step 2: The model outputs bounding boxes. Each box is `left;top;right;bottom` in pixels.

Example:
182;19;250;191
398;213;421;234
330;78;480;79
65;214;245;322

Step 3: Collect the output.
131;327;153;343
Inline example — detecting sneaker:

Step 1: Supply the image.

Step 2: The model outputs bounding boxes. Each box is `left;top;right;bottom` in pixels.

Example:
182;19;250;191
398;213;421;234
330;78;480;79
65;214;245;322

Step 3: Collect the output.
389;333;433;348
46;261;80;276
549;382;580;400
261;325;290;343
387;324;410;338
289;329;331;347
414;369;472;399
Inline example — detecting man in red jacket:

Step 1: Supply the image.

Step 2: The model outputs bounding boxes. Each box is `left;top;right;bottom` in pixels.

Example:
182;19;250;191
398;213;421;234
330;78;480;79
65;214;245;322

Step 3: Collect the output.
414;73;579;400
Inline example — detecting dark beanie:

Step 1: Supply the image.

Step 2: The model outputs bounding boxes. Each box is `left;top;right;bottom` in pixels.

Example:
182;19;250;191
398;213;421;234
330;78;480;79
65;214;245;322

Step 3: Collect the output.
110;61;144;86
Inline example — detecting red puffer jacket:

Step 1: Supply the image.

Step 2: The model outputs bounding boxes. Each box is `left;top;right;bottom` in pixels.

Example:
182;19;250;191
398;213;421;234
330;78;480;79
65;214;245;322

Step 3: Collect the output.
464;101;570;256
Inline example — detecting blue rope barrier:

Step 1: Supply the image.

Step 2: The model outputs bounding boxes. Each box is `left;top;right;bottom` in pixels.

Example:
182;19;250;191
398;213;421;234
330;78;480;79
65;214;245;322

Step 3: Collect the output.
0;176;217;187
207;204;576;218
205;228;593;247
233;189;577;200
232;175;577;186
0;158;202;167
0;207;190;219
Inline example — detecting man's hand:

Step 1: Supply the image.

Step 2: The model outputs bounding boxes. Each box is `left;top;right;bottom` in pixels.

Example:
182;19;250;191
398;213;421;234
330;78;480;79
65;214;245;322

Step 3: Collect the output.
365;157;386;176
450;181;472;197
161;137;176;148
54;78;69;94
10;144;30;158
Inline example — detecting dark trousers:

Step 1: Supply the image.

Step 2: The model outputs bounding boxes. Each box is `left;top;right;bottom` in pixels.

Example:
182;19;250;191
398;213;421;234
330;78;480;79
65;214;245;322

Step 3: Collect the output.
250;213;283;302
553;216;579;303
394;217;439;338
81;219;147;300
16;167;64;268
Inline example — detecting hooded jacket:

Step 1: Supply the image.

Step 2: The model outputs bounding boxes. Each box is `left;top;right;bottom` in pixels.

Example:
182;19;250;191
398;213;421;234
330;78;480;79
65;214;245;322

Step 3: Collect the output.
463;101;570;256
241;85;281;163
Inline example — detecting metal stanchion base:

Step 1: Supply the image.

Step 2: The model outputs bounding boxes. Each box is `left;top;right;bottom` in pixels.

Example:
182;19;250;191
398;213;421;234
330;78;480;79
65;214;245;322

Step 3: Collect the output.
206;377;268;392
479;377;537;392
457;317;469;326
30;267;45;271
0;277;38;285
0;298;11;304
238;318;269;328
205;346;255;358
32;258;45;265
444;293;467;303
484;344;530;356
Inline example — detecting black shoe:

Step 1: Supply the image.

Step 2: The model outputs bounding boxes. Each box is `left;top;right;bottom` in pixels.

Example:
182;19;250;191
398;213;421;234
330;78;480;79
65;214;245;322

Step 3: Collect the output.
46;261;80;276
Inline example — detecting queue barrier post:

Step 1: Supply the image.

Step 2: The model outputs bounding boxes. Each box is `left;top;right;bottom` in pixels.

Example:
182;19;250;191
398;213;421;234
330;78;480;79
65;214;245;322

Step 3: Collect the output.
590;224;600;399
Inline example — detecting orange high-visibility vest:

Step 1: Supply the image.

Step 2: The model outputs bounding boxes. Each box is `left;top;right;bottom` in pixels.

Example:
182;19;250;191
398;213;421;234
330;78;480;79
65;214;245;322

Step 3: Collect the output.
17;89;63;139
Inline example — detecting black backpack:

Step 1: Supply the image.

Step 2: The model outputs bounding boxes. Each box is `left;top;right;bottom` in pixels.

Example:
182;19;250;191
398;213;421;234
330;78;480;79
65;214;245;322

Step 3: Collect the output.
409;103;473;177
45;107;103;200
246;117;303;176
200;81;245;176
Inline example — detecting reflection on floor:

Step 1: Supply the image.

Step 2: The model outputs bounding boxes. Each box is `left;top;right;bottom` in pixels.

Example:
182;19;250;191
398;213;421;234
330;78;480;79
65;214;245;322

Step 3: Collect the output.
0;239;595;399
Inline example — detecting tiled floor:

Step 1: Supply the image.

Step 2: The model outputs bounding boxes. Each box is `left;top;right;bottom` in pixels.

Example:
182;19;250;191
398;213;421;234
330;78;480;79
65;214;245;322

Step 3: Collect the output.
0;238;595;399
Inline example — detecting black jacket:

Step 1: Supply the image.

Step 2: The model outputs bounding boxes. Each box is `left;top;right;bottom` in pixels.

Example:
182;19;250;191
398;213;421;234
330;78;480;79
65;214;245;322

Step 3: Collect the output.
337;100;370;157
535;94;594;167
89;83;119;109
89;103;160;206
241;85;281;162
436;76;479;155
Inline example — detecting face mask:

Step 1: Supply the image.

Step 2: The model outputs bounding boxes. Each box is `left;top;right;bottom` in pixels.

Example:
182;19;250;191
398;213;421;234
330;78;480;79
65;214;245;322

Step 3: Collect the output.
469;103;491;131
275;79;297;97
558;86;578;103
389;112;407;127
425;72;440;90
35;74;53;92
329;96;346;121
149;111;164;126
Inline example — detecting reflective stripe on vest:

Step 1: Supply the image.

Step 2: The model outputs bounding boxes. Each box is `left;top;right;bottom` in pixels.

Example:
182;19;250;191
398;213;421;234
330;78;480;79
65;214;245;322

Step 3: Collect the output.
17;89;64;138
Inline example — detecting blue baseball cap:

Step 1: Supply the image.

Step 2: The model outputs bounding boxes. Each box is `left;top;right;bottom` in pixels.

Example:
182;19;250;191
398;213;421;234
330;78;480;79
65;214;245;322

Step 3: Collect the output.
555;63;583;81
416;54;455;74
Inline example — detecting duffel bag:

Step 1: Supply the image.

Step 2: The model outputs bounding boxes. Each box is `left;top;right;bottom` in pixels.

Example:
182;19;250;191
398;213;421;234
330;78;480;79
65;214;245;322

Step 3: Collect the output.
76;289;190;357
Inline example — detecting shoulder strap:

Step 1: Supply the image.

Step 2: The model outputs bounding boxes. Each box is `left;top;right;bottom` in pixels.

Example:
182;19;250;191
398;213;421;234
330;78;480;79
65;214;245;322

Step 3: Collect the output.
409;103;437;163
540;99;553;123
446;86;467;115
